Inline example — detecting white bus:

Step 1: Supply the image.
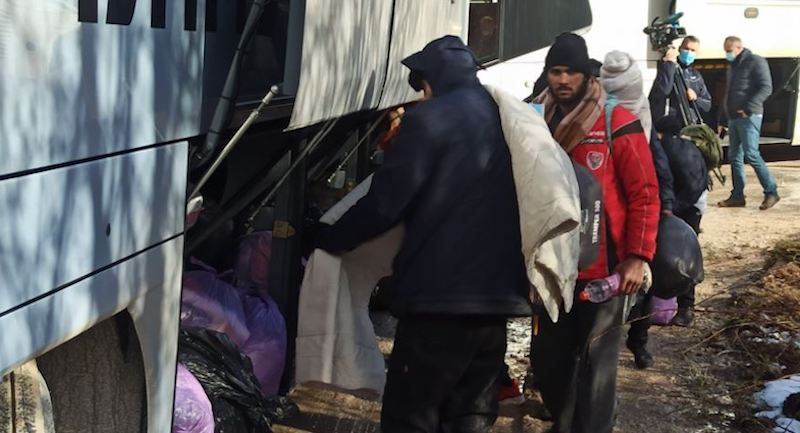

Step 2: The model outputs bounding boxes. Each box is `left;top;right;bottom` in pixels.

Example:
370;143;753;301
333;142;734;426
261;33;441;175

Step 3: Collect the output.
0;1;466;431
475;0;800;145
1;1;796;431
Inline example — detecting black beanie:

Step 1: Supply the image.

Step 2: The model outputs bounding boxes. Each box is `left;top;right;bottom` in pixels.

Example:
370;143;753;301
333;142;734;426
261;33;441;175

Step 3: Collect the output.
545;33;591;75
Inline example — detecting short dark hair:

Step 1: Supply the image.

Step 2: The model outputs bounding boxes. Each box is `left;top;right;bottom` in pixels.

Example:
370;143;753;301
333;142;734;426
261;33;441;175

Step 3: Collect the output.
681;35;700;48
725;36;742;45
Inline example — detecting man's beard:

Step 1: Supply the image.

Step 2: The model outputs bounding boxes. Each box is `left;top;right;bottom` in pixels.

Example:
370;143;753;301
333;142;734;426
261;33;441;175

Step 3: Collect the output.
552;80;588;107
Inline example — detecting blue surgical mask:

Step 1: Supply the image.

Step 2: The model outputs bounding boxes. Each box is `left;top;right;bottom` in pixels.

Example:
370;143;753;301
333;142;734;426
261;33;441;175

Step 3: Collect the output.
679;49;696;65
725;51;737;62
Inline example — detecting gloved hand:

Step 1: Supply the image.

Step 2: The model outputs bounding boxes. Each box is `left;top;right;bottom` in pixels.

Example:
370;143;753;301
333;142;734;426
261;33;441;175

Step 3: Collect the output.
302;219;334;259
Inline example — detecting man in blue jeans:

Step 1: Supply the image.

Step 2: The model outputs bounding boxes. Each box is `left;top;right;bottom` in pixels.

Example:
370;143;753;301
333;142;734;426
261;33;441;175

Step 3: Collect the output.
718;36;779;210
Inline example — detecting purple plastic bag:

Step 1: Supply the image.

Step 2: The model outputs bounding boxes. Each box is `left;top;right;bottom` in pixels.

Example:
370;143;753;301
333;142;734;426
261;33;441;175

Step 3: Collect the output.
239;292;287;398
173;363;215;433
182;258;286;398
235;231;273;293
181;269;251;348
649;296;678;326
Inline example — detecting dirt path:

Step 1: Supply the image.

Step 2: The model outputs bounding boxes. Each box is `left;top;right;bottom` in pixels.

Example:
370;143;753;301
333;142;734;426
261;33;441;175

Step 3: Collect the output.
274;161;800;433
613;160;800;433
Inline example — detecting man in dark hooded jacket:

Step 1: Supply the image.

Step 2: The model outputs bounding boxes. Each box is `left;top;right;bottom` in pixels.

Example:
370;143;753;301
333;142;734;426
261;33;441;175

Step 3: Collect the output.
315;36;531;433
627;114;708;367
655;116;709;231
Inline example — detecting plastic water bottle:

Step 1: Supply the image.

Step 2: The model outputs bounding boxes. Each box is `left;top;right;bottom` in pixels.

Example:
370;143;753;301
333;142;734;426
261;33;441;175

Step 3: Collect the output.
579;273;622;303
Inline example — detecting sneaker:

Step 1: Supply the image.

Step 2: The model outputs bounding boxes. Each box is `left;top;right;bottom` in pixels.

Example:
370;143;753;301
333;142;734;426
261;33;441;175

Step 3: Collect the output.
498;379;526;405
671;307;695;327
760;194;780;210
718;197;746;208
626;341;654;370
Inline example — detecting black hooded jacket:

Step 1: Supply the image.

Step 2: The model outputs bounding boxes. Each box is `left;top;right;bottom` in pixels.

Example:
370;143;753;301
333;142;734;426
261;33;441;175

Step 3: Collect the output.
655;116;708;213
317;36;531;318
661;136;707;213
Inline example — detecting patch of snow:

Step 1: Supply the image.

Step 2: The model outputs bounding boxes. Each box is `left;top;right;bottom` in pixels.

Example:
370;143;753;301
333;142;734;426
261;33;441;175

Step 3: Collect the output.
697;423;725;432
756;376;800;408
758;409;783;419
775;417;800;433
717;395;734;406
751;327;800;348
505;317;532;380
754;376;800;432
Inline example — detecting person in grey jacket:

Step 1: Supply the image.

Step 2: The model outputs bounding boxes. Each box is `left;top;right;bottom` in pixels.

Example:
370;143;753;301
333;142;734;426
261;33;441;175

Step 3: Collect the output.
718;36;780;210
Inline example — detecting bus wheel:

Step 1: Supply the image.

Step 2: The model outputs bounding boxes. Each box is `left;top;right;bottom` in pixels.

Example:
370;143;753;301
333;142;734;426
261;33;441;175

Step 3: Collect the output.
37;312;147;433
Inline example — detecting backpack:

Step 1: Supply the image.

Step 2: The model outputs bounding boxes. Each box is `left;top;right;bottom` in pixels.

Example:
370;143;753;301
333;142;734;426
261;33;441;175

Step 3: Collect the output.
680;123;726;187
573;95;619;271
572;161;602;271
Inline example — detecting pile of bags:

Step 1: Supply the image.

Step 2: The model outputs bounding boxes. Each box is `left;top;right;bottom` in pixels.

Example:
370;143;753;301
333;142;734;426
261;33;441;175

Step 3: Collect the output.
173;231;293;433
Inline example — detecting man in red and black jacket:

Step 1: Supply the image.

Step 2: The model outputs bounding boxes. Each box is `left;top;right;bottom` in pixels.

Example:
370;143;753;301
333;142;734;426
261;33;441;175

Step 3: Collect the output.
531;33;660;433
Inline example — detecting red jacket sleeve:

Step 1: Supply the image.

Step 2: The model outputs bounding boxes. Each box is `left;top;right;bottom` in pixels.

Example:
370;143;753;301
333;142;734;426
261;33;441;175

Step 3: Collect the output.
612;117;661;261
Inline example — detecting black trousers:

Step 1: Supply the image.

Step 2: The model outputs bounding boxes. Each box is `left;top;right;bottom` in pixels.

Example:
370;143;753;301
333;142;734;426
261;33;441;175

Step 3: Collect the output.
627;291;653;347
531;287;625;433
381;315;507;433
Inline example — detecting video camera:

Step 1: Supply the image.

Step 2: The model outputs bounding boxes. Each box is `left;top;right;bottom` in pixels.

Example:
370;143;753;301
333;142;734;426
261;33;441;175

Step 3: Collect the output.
643;12;687;52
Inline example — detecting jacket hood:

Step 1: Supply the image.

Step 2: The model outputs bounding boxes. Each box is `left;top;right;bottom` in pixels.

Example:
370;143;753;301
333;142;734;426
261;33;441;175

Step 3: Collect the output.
402;35;481;95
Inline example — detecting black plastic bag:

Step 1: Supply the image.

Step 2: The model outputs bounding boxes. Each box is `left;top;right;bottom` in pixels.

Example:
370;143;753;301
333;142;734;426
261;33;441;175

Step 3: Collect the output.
650;214;704;298
178;329;283;433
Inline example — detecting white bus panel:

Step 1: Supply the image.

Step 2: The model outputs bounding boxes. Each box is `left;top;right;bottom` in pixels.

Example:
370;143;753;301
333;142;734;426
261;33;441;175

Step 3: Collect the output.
0;0;205;177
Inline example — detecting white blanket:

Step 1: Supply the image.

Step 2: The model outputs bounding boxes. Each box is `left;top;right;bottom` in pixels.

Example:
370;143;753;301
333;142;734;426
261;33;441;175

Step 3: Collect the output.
485;85;582;322
295;176;402;398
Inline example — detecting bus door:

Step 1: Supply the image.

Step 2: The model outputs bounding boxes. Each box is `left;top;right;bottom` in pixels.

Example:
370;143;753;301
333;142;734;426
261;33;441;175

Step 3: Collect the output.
694;58;799;145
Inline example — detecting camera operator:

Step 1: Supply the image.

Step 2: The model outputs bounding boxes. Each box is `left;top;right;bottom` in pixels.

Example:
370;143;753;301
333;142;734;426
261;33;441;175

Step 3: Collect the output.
649;36;712;126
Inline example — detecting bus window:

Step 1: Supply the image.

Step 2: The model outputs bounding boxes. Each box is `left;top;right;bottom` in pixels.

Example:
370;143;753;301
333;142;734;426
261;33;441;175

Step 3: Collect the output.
236;0;291;99
468;0;592;63
204;0;291;104
502;0;592;60
468;1;501;64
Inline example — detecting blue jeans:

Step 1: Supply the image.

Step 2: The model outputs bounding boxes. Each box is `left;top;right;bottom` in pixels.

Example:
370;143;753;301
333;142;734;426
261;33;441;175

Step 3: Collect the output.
728;115;778;199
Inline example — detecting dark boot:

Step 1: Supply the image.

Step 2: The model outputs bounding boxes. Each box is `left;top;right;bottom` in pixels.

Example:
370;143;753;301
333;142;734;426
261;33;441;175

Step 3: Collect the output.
625;340;654;370
760;194;780;210
717;196;746;208
671;307;695;327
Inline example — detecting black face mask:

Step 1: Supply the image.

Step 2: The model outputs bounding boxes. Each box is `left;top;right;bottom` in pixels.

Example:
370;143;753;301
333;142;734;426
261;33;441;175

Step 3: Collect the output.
408;70;424;92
